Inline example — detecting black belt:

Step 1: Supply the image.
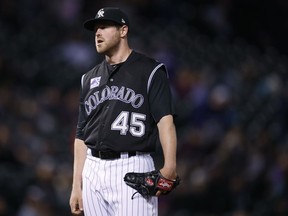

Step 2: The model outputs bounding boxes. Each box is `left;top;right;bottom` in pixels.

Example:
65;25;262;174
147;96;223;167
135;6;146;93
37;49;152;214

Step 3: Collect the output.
91;149;137;160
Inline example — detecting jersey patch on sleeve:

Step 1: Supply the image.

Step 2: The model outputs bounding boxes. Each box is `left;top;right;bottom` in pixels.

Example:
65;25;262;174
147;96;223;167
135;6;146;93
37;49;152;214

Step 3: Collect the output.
90;77;101;89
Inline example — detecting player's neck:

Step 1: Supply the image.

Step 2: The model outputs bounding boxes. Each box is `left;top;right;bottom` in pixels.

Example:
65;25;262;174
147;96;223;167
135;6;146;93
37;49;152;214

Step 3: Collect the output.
106;44;132;65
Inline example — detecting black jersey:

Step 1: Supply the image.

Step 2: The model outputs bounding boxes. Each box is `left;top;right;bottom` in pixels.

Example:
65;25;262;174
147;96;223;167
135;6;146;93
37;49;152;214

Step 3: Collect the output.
76;51;174;152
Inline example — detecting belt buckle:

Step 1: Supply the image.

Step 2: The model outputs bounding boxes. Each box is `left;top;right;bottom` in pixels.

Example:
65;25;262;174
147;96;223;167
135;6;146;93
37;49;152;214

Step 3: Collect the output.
98;151;119;159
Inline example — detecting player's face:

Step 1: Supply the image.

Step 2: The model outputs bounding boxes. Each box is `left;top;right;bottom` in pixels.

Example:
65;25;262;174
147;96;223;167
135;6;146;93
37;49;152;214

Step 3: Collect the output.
94;21;122;55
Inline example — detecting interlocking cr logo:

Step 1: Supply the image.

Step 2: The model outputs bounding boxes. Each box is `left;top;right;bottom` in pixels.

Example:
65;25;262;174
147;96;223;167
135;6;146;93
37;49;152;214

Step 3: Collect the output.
97;9;104;18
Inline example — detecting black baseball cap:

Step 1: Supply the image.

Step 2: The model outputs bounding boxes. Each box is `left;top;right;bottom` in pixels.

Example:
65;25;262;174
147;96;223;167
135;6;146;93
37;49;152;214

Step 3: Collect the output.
83;7;129;31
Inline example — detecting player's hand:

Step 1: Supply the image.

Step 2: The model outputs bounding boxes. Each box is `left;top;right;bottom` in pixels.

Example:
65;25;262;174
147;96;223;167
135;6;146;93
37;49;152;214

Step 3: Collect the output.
69;187;83;215
156;167;178;196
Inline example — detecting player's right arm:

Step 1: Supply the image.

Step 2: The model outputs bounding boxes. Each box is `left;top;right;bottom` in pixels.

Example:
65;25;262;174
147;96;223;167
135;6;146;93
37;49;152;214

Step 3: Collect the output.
70;74;87;214
69;138;87;215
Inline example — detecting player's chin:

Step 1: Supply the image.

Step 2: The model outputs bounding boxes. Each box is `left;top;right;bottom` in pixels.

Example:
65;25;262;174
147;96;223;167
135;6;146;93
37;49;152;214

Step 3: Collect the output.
96;45;105;53
96;48;104;53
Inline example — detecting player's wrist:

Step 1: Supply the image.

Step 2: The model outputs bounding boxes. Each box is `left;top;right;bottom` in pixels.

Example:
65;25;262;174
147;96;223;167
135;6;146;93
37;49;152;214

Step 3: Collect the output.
163;162;177;171
160;166;177;180
72;181;82;190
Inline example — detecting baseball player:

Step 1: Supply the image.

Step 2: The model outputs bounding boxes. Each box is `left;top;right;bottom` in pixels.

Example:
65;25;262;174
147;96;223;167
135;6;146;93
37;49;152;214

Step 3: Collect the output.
69;7;178;216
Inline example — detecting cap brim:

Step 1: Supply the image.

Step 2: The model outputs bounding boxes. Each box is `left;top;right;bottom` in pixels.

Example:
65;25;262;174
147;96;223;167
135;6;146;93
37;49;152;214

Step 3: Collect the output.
83;19;99;31
83;18;125;31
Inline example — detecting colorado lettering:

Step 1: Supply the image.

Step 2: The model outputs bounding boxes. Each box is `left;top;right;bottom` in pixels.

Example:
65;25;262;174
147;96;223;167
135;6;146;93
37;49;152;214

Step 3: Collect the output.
85;85;144;115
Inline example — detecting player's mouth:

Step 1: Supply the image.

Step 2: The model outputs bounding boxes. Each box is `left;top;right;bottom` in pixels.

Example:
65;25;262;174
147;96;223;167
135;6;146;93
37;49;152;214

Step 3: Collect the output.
97;39;104;45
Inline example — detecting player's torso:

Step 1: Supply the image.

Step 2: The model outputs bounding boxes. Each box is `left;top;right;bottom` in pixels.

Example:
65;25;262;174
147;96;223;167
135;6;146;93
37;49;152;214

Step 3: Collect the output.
81;52;161;152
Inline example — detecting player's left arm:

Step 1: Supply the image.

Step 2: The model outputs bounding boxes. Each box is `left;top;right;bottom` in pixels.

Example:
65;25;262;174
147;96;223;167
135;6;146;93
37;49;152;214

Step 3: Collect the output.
148;65;178;195
157;114;178;195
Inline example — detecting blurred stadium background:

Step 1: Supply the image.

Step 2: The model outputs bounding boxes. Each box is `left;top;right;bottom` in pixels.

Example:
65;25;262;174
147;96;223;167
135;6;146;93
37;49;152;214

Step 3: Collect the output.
1;0;288;215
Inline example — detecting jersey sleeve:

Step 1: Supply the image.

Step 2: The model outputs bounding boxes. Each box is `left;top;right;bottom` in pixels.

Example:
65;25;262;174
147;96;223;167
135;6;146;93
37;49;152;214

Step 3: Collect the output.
148;66;176;123
75;105;85;140
75;75;86;140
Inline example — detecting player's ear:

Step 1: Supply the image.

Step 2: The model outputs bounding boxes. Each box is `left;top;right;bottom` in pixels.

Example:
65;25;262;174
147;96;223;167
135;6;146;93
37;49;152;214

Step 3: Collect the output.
120;25;129;37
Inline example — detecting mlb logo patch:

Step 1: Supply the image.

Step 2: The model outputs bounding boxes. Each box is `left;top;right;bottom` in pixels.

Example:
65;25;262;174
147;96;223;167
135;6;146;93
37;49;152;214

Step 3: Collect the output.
90;77;101;89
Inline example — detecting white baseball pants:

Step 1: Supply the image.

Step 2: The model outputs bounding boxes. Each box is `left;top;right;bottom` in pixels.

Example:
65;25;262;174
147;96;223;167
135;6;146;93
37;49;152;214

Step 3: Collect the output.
82;150;158;216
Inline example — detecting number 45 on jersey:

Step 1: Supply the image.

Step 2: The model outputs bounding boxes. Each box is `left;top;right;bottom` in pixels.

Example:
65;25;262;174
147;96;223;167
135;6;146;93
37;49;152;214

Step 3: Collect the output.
111;111;146;137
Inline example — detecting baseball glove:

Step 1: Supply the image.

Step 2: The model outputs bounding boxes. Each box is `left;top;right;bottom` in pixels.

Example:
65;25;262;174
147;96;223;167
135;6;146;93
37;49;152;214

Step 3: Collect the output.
124;170;180;199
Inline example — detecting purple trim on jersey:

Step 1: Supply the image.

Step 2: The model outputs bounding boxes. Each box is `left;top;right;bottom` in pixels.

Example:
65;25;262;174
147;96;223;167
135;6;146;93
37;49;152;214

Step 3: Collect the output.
147;63;165;94
81;74;86;87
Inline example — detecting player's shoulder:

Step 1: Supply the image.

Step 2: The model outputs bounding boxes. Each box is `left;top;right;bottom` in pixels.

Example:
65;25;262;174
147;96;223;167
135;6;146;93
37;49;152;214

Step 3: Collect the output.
130;51;165;71
132;51;158;64
82;61;105;80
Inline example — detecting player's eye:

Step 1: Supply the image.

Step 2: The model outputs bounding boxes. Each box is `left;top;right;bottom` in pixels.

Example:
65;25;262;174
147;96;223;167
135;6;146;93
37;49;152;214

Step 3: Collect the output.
94;25;105;32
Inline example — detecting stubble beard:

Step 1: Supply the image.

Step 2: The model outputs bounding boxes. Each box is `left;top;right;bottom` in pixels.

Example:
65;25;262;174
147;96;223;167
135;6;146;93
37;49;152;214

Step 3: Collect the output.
96;33;121;54
96;41;121;57
96;43;106;54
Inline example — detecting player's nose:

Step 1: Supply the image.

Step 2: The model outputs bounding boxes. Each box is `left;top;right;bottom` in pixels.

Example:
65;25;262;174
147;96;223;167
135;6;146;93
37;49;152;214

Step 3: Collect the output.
95;30;100;37
94;27;102;36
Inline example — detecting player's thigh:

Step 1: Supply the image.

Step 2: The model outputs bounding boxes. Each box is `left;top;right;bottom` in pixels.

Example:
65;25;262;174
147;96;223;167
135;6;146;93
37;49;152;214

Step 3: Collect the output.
118;191;158;216
116;155;158;216
82;176;108;216
82;158;108;216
